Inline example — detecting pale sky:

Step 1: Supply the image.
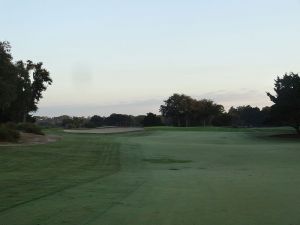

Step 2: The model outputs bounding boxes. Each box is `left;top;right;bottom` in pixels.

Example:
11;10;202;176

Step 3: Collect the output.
1;0;300;116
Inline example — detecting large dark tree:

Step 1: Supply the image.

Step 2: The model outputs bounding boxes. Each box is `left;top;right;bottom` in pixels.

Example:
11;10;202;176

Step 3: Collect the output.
212;113;232;126
90;115;104;127
267;73;300;134
0;41;52;122
0;42;17;121
228;105;264;127
160;94;224;127
191;99;224;126
142;113;162;127
105;114;133;127
160;94;194;126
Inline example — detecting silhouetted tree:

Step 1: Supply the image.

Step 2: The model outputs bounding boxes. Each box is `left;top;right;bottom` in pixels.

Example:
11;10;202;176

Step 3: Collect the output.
160;94;224;127
190;99;224;126
267;73;300;134
142;113;162;127
90;115;104;127
212;113;232;126
0;41;52;122
62;117;87;128
105;114;133;127
0;41;17;122
133;115;146;126
160;94;194;126
261;106;274;126
228;105;264;127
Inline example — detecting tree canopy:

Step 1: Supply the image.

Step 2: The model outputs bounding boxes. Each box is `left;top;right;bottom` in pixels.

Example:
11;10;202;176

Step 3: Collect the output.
142;113;162;127
267;73;300;134
228;105;265;127
0;41;52;123
160;94;224;127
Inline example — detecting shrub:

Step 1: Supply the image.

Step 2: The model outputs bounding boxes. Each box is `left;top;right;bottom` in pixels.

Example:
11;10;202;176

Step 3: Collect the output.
0;124;20;142
17;123;44;135
4;122;17;130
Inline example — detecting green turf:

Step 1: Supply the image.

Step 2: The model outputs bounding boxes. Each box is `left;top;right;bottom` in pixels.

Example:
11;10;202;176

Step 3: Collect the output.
1;128;300;225
142;158;192;164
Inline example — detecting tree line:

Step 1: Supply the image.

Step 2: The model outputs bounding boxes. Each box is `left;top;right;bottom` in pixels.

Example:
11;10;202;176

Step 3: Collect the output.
33;103;273;130
159;73;300;133
36;113;163;128
36;73;300;134
160;94;272;127
1;41;300;134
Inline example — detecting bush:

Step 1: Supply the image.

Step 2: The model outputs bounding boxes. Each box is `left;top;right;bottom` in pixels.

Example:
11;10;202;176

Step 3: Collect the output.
17;123;44;135
4;122;17;130
0;124;20;142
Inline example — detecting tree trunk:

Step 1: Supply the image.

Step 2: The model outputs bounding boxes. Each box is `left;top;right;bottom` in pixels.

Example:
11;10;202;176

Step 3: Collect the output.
23;107;28;123
185;116;189;127
23;114;27;123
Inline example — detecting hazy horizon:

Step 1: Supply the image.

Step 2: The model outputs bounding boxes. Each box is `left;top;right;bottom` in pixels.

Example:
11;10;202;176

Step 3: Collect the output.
1;0;300;116
35;89;270;117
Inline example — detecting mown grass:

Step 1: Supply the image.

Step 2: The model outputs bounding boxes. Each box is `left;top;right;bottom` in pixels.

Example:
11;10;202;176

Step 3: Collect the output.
145;126;295;133
0;128;300;225
142;158;192;164
0;131;120;213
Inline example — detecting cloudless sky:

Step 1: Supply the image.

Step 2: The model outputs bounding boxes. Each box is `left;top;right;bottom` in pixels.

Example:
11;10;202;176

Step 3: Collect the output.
1;0;300;116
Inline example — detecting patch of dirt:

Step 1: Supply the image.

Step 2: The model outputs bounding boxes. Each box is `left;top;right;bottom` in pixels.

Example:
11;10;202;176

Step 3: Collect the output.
0;132;61;146
64;127;144;134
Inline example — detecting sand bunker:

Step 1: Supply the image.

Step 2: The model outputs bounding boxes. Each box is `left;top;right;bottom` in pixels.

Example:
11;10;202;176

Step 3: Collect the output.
64;127;144;134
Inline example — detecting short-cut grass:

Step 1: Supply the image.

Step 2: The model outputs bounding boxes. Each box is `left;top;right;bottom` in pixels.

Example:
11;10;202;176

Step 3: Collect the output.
0;127;300;225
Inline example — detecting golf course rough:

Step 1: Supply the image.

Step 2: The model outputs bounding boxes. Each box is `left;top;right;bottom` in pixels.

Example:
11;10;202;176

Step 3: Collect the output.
1;127;300;225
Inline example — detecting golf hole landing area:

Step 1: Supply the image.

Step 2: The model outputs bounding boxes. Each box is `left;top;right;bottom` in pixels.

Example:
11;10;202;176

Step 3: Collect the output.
64;127;144;134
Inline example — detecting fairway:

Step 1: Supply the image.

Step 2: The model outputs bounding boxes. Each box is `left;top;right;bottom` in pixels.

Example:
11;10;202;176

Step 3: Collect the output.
1;128;300;225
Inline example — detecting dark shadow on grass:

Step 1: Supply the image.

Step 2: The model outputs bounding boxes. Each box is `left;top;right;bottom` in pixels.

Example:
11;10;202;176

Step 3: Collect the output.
270;133;300;139
142;158;192;164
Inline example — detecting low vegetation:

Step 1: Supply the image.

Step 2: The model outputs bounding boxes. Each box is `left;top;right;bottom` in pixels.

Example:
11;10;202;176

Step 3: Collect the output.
17;123;44;135
0;122;45;143
0;123;20;142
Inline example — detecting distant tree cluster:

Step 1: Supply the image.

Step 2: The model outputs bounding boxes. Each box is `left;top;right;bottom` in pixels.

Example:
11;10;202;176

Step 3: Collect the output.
228;106;271;127
36;113;163;128
142;113;163;127
0;41;52;123
160;72;300;134
160;94;224;127
159;94;273;127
